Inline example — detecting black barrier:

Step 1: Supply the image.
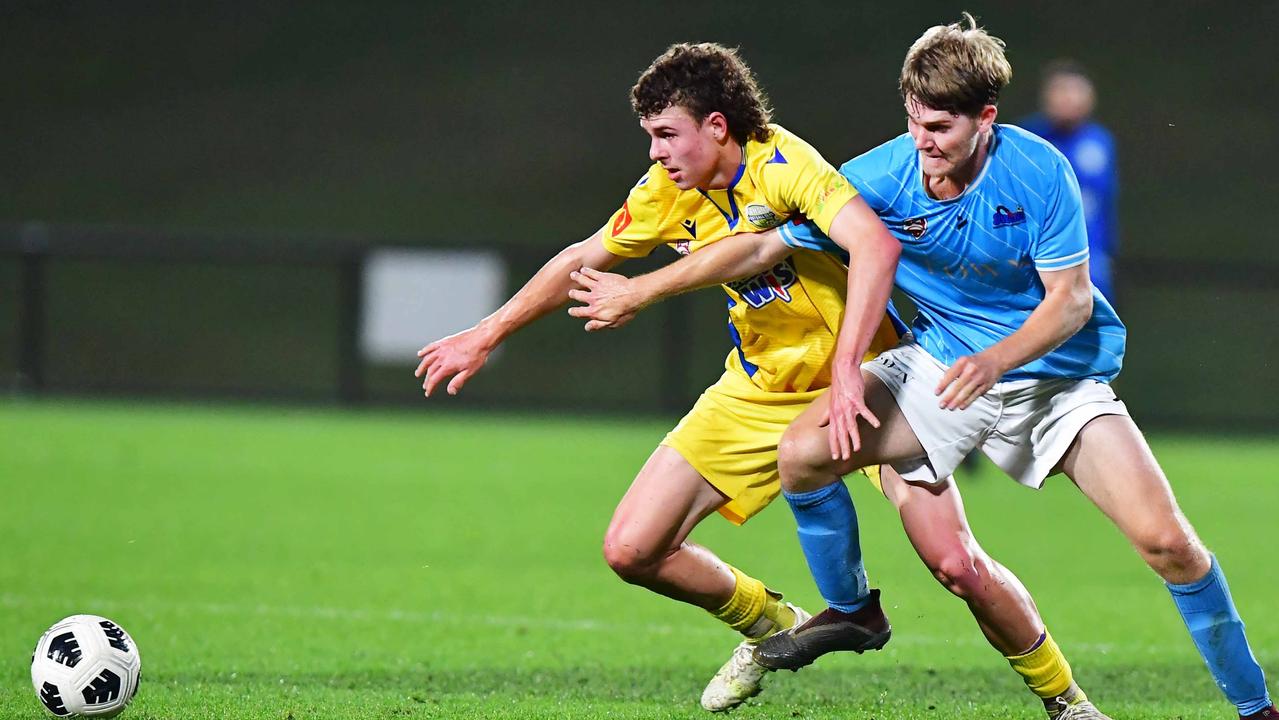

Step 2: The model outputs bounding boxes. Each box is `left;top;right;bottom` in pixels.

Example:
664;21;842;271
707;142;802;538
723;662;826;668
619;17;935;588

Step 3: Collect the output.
2;222;1277;430
0;222;711;415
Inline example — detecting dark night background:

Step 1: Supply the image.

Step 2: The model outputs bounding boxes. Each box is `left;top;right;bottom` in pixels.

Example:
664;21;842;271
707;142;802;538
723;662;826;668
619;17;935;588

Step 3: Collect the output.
2;1;1275;427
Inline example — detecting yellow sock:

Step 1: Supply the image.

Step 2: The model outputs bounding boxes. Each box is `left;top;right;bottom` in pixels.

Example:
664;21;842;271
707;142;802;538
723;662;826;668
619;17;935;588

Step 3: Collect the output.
754;587;797;640
1006;632;1081;702
712;566;786;637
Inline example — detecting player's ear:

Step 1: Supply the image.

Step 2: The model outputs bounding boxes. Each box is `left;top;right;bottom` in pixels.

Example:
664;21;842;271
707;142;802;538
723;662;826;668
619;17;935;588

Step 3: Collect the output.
704;111;730;143
978;104;998;132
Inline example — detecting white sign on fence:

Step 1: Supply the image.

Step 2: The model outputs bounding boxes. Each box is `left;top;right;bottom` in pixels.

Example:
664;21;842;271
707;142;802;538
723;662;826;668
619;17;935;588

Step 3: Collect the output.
360;248;505;364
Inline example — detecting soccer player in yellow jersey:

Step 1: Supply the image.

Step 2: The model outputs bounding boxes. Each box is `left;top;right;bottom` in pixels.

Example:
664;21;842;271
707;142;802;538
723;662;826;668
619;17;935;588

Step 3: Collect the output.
415;43;902;711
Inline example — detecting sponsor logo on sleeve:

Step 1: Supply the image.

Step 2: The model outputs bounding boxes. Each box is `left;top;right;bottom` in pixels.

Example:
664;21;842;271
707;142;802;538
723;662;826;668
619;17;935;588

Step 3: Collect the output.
611;202;633;236
813;180;848;217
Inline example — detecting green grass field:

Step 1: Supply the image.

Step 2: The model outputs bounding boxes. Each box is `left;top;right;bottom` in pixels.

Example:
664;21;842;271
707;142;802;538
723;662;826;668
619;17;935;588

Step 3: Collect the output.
2;399;1275;719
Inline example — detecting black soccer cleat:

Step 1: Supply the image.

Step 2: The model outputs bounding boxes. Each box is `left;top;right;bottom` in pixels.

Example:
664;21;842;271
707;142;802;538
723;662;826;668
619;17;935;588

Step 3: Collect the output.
751;588;891;671
1241;705;1278;720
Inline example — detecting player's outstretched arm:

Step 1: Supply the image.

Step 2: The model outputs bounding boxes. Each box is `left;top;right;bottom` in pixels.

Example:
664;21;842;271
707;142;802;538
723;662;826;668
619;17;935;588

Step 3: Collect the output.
565;229;791;332
936;262;1092;410
824;196;902;460
414;230;623;397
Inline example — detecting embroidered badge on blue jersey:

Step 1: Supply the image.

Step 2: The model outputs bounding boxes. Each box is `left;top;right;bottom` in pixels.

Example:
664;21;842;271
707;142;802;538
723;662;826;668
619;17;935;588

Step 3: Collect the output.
727;258;798;309
904;217;928;238
993;205;1027;228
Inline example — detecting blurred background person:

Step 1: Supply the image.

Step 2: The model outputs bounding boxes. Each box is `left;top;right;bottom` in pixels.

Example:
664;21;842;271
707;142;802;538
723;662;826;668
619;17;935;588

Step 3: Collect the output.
1021;60;1119;303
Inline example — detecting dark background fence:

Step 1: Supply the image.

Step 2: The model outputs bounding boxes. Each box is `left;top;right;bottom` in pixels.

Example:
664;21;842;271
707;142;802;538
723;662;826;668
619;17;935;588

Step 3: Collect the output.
3;222;1276;430
2;2;1276;429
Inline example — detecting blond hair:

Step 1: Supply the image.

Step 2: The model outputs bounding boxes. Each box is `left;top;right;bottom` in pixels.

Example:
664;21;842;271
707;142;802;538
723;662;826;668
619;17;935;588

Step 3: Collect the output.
899;12;1012;116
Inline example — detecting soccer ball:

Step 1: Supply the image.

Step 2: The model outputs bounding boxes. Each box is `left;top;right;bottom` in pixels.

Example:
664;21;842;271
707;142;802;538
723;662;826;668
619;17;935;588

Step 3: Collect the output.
30;615;141;718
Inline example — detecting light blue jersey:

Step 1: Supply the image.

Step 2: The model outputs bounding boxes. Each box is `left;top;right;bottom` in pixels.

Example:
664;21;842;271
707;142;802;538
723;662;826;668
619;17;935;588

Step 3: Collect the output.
779;124;1126;382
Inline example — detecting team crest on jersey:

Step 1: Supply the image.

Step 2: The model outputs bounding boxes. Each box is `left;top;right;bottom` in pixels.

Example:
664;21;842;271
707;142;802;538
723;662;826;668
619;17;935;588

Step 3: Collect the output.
726;258;798;309
903;217;928;238
993;205;1027;228
744;203;784;229
674;240;691;256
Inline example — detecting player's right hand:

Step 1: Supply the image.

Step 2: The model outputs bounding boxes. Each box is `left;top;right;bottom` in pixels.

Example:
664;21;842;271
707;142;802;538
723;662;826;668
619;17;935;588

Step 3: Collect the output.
414;326;495;397
824;358;880;461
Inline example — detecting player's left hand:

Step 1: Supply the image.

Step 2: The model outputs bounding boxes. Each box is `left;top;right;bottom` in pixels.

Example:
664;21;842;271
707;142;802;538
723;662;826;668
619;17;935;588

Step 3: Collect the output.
935;351;1004;410
566;267;649;332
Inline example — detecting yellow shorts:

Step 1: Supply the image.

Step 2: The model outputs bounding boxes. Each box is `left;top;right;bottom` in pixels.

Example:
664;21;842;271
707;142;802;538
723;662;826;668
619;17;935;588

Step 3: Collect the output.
662;369;880;525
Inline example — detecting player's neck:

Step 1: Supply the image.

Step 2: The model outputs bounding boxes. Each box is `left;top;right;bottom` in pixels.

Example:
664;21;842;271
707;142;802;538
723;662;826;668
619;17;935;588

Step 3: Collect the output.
927;128;993;200
704;143;745;190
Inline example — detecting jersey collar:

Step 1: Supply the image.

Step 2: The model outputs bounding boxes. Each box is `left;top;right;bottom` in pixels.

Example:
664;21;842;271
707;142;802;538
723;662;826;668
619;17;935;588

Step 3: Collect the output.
697;147;747;229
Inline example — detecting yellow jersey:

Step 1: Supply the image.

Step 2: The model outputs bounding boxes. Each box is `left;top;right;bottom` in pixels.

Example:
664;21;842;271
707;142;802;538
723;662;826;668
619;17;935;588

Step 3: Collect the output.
601;124;901;393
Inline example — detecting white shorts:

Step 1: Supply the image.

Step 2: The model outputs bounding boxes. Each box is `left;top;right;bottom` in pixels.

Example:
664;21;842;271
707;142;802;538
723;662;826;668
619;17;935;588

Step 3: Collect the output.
864;338;1130;488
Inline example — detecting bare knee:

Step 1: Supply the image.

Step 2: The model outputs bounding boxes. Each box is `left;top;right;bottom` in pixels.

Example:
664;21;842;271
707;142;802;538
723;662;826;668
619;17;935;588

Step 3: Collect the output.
778;425;852;493
927;550;986;600
1130;519;1210;582
601;527;665;584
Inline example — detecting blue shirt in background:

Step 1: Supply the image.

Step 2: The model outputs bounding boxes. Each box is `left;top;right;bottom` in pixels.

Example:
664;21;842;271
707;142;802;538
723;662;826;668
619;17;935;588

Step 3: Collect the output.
1019;114;1118;300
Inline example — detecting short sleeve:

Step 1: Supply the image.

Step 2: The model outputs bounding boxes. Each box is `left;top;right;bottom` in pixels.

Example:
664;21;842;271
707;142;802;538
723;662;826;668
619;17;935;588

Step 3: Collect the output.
761;129;858;235
777;215;841;254
837;139;911;215
601;169;668;258
1033;158;1090;271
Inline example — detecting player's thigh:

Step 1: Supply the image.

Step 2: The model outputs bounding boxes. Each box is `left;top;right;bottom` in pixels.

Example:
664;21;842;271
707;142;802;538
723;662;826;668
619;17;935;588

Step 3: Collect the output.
605;445;727;558
782;369;925;476
1059;414;1202;554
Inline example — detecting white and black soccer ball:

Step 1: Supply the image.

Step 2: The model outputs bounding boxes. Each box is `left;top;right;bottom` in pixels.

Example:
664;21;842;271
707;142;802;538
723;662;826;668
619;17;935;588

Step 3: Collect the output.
30;615;141;718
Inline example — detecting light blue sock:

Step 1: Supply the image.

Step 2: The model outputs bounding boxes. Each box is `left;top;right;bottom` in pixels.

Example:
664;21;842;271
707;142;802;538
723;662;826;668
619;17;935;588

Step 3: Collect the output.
1168;555;1271;715
782;481;870;613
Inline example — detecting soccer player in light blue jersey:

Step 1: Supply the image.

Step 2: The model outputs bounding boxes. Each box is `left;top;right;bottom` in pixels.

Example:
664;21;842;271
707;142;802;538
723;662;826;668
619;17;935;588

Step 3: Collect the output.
570;14;1274;720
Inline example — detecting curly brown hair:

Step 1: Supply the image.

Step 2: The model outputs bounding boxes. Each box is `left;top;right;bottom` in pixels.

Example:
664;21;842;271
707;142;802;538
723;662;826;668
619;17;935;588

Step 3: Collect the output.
899;12;1012;116
631;43;773;145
